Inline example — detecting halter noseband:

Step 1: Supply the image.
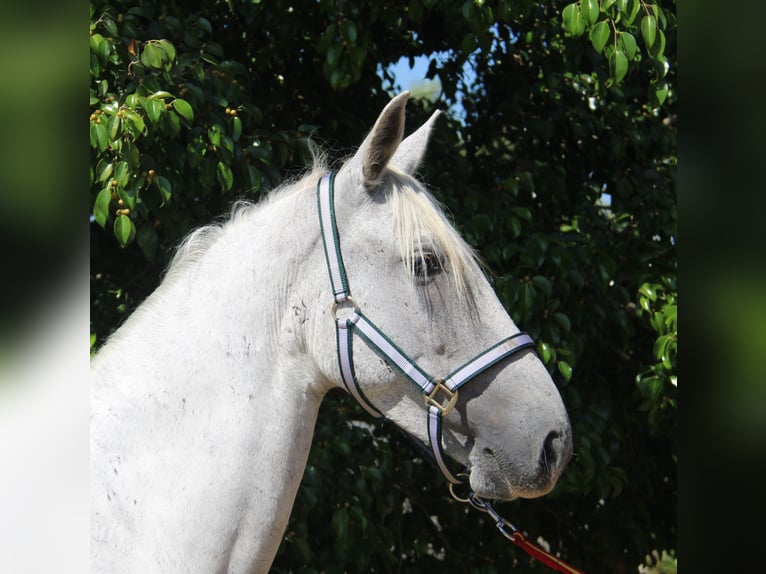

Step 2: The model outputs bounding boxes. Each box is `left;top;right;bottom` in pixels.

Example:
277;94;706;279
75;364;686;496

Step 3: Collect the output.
317;172;536;485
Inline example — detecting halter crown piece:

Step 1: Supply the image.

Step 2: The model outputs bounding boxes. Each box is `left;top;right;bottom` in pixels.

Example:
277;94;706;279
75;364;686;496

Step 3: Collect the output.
317;173;584;574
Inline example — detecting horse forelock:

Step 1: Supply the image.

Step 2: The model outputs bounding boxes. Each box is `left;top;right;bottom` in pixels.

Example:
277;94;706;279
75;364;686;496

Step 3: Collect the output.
385;169;483;302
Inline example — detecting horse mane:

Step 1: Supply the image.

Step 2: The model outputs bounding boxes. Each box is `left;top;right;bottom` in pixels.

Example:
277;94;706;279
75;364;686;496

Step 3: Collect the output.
163;156;328;281
163;153;481;303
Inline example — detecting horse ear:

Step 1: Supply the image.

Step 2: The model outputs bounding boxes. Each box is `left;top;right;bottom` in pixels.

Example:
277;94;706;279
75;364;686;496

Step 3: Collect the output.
391;109;442;175
354;91;409;188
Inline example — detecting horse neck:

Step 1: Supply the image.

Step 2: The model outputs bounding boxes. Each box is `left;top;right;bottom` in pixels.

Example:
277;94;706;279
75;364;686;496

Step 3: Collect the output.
91;183;332;571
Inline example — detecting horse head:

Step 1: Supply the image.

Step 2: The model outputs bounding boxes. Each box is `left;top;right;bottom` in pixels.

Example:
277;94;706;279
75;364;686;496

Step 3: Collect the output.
315;92;572;501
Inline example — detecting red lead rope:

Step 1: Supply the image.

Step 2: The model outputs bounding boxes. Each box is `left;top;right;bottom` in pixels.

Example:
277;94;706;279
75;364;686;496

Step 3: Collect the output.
452;487;585;573
510;531;585;574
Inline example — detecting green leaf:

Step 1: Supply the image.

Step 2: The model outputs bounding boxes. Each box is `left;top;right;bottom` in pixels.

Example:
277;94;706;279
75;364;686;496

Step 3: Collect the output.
145;98;165;124
113;215;135;247
538;341;553;364
558;360;573;382
654;54;670;78
641;15;657;49
291;537;313;563
619;31;637;60
553;312;572;333
589;20;610;53
107;114;121;139
103;17;118;37
97;161;114;183
157;39;177;64
172;98;194;123
332;507;349;548
581;0;600;26
532;275;552;297
326;43;342;66
136;224;159;261
217;161;233;192
123;110;145;136
609;49;629;84
117;185;135;210
648;29;666;58
156;175;172;204
508;215;521;238
639;283;658;301
562;3;586;37
93;187;111;228
247;166;263;192
90;121;108;151
340;20;357;43
148;90;174;99
649;80;669;107
519;282;535;312
114;161;130;187
208;124;221;146
89;33;103;55
141;43;163;68
231;116;242;141
624;0;641;25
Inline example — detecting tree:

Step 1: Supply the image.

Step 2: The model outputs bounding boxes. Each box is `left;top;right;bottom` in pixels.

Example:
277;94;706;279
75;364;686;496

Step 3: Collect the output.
90;1;676;571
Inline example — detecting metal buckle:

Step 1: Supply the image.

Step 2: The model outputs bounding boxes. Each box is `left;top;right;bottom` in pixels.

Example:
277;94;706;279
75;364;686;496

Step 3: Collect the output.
424;378;458;415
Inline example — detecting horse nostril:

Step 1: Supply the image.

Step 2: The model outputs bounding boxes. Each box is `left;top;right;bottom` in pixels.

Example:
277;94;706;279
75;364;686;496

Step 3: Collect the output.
540;430;568;473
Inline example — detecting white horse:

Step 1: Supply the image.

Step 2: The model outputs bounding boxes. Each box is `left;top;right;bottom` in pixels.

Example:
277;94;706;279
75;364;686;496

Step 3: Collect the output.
91;92;572;573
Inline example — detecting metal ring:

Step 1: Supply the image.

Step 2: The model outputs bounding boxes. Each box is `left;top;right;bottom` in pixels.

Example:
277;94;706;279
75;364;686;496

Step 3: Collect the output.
447;474;472;502
331;296;358;321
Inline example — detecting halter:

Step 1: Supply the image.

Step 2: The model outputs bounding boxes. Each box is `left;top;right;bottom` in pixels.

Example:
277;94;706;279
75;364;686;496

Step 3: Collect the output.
317;172;535;484
317;172;584;574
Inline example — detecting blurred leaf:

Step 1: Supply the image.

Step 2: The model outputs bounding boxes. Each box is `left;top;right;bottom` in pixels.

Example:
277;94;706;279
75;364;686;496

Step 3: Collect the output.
217;161;233;192
156;175;172;204
532;275;552;297
231;116;242;141
136;224;159;261
558;360;573;382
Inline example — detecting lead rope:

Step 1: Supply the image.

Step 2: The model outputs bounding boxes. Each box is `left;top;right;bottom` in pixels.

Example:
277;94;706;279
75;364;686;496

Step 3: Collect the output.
449;484;585;573
318;173;584;573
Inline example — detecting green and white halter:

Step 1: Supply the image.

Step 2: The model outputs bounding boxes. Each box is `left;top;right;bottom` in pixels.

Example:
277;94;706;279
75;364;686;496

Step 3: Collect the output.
317;172;536;485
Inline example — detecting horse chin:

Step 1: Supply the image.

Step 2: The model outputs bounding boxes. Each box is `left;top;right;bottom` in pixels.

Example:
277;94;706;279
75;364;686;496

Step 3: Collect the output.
467;448;557;502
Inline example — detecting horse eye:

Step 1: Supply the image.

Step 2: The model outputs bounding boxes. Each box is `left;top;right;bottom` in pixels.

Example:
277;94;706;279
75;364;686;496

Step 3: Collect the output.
413;252;442;279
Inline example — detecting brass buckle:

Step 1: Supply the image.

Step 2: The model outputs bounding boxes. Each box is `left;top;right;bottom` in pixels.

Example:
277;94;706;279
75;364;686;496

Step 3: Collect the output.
424;378;458;416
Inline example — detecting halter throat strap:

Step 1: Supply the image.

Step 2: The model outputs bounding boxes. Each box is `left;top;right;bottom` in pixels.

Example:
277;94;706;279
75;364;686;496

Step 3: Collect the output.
317;172;535;484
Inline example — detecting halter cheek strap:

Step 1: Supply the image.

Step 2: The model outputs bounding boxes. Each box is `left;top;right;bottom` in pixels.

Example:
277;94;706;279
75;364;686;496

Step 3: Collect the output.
317;173;535;484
